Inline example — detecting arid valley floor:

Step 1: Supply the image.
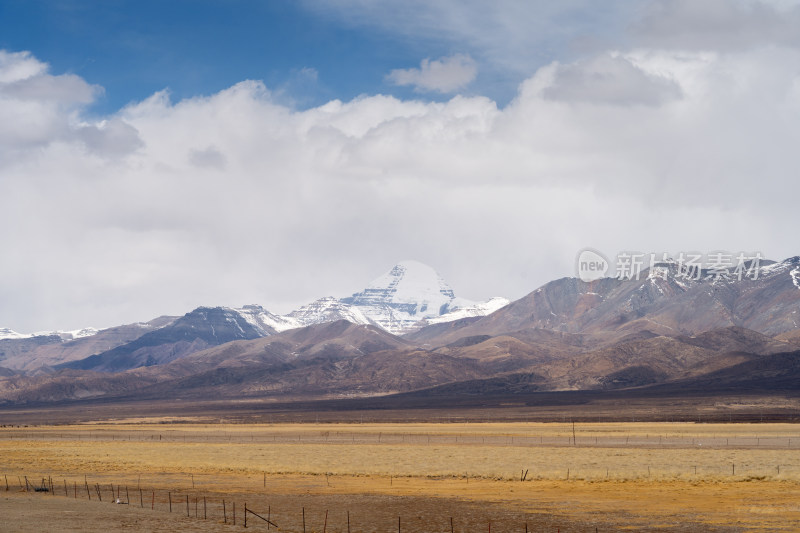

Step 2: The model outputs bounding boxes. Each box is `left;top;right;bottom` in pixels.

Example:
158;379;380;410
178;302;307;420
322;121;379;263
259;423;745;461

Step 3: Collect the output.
1;410;799;532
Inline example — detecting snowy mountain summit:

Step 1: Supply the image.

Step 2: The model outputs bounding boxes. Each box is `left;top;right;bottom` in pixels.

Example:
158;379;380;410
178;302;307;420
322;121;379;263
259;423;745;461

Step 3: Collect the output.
340;260;485;333
231;261;505;335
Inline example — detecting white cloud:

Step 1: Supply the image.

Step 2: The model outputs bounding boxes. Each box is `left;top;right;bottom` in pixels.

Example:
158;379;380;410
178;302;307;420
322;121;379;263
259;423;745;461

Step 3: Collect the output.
1;43;799;332
387;54;477;93
0;50;129;157
542;53;683;106
633;0;800;51
0;50;46;83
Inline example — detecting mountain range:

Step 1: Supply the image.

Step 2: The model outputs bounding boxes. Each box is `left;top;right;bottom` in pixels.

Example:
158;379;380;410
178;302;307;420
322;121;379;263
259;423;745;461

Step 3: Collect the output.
0;257;798;405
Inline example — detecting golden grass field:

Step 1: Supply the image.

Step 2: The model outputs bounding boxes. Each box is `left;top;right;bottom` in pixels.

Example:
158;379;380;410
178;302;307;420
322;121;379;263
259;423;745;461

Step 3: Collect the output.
1;421;799;531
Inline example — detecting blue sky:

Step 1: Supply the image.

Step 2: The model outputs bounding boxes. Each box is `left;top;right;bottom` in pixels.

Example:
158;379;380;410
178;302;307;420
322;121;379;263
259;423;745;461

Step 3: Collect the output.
2;1;800;331
0;0;635;113
0;0;415;112
0;0;474;112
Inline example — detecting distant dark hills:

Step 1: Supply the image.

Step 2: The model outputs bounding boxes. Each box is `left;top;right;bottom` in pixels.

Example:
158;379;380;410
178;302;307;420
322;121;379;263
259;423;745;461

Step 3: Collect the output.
1;257;799;406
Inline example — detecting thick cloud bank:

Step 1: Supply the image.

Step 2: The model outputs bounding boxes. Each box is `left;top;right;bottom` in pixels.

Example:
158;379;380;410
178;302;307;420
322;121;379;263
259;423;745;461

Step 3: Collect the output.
2;29;799;330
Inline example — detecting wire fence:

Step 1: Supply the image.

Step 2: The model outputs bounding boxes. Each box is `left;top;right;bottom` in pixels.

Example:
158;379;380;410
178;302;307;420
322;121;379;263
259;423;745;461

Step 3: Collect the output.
3;472;567;533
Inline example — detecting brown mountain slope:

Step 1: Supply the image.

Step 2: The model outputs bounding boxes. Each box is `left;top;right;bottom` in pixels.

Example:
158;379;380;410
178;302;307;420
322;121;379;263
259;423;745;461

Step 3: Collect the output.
0;318;173;373
408;258;800;349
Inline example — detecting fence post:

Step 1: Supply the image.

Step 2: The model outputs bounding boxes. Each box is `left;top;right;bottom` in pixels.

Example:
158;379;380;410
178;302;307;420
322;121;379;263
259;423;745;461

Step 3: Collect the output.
244;502;247;528
223;500;227;523
168;492;172;513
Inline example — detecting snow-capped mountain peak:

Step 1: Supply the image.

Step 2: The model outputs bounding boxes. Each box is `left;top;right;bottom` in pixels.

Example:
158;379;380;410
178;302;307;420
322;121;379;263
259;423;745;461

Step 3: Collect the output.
357;260;456;306
339;260;475;333
227;262;506;336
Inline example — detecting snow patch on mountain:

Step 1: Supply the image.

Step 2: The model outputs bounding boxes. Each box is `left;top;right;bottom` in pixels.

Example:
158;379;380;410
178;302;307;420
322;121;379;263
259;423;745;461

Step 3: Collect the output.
759;259;790;277
0;327;98;341
0;328;28;340
234;304;298;334
418;297;510;327
56;328;99;341
286;297;373;328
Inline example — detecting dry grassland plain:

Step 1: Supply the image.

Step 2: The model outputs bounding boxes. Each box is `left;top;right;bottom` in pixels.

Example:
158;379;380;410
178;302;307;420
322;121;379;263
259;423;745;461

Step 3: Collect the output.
1;421;799;531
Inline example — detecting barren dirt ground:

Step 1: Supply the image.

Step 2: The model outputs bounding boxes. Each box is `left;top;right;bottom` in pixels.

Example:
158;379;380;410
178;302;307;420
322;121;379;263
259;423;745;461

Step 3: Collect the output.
1;421;798;531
